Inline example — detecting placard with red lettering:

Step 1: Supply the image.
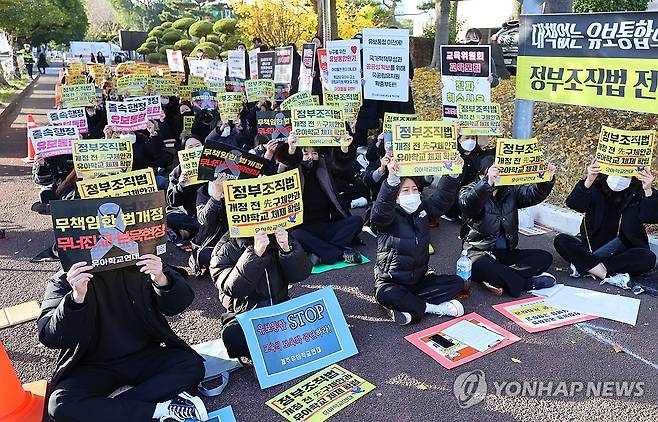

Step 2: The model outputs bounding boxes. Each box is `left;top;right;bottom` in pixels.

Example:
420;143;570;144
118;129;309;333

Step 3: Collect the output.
29;125;80;158
47;108;88;134
326;40;361;92
197;141;269;181
106;100;149;131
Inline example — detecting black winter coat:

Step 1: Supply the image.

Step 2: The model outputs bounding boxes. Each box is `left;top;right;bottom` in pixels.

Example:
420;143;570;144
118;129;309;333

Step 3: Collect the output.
210;234;312;314
459;177;555;252
167;164;199;216
371;175;460;286
193;184;228;248
37;265;198;388
565;179;658;250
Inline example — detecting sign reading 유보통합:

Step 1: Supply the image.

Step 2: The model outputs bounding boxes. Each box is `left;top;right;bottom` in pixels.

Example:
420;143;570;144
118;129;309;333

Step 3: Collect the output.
47;107;88;134
29;125;79;158
325;40;361;92
106;100;149;132
516;11;658;114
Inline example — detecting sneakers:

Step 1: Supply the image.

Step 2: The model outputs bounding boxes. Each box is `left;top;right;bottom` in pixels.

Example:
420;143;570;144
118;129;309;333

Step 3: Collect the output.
342;248;363;264
440;215;459;222
350;197;368;209
387;308;412;326
569;264;581;278
308;253;321;266
160;392;208;422
600;273;631;290
426;299;465;317
525;272;557;291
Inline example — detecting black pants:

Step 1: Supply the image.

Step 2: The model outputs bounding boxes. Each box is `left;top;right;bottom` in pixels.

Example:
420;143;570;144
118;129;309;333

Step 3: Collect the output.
554;234;656;277
291;215;363;264
25;63;33;78
220;313;250;359
48;346;204;422
471;248;553;297
375;274;465;323
166;211;200;236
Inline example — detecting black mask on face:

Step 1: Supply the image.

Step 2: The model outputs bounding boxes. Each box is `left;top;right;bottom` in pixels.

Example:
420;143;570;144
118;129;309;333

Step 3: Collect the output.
466;40;480;45
301;159;318;173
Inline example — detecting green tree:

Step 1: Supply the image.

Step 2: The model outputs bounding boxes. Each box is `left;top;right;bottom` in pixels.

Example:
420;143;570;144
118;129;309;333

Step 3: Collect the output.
159;0;232;22
0;0;87;44
109;0;166;30
574;0;648;12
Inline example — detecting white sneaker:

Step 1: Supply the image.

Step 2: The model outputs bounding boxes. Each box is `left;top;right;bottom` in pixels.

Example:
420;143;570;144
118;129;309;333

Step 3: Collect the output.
569;264;581;278
387;308;412;325
427;299;464;317
600;273;631;290
350;197;368;209
160;392;208;421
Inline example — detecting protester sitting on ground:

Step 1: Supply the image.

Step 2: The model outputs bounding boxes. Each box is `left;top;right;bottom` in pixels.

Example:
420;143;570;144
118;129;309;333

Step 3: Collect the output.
371;158;466;325
166;136;204;243
173;101;196;150
442;135;494;222
38;256;208;422
459;155;557;297
554;160;658;289
325;135;369;210
190;173;230;277
210;228;312;358
278;132;364;265
85;103;108;139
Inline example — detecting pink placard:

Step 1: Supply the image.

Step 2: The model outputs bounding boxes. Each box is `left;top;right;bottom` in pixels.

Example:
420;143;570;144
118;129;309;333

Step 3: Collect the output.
492;296;596;333
404;312;520;369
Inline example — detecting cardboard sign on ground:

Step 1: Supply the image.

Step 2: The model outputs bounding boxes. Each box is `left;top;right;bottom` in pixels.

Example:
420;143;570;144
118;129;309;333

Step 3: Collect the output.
0;301;41;328
493;296;597;333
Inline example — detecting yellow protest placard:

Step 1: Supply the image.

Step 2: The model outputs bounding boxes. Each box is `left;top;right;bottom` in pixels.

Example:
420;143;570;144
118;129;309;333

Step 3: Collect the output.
281;91;315;111
392;121;461;176
66;74;87;85
188;75;207;91
457;102;502;136
223;169;303;237
73;138;133;179
77;168;157;199
217;92;244;120
116;74;149;97
67;62;84;75
383;112;416;133
151;77;178;97
183;116;195;133
87;64;106;77
495;138;549;186
207;80;226;93
291;106;345;147
177;146;204;185
311;95;320;105
323;91;362;122
245;79;275;103
595;126;655;177
178;85;194;101
266;364;375;422
61;83;96;107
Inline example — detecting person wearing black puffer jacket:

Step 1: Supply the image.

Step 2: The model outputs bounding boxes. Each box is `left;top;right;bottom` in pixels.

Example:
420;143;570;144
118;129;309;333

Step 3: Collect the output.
210;228;312;358
371;158;466;325
554;160;658;289
459;155;557;297
277;133;364;265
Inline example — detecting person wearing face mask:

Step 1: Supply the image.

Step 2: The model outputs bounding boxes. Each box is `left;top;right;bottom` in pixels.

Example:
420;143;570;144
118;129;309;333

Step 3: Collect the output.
209;228;312;358
442;135;493;221
371;158;466;325
191;109;218;141
205;118;249;149
553;160;658;289
459;155;557;297
85;103;108;139
173;102;195;149
278;133;364;265
166;136;204;243
463;28;499;88
189;173;230;277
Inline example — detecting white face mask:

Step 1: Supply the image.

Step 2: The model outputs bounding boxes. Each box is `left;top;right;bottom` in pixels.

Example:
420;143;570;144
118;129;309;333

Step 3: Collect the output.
607;175;631;192
399;193;422;214
221;126;231;137
120;133;136;144
208;181;216;196
161;98;170;105
461;138;476;152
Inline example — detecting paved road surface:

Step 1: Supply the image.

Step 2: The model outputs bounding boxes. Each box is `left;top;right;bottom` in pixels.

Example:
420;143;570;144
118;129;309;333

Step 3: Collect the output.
0;75;656;421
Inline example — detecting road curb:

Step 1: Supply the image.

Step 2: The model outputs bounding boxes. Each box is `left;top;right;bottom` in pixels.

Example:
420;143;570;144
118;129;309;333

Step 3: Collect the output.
0;75;40;126
533;203;658;255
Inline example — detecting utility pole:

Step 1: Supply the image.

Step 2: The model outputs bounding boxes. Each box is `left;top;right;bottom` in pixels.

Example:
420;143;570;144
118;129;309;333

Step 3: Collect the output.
511;0;544;139
316;0;337;41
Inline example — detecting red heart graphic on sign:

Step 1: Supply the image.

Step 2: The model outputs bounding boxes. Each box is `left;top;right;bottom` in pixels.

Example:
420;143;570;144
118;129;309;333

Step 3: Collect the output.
351;45;357;54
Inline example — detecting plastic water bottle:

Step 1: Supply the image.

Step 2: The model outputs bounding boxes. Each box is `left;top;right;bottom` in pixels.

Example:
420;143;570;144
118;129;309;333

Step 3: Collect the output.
456;250;472;281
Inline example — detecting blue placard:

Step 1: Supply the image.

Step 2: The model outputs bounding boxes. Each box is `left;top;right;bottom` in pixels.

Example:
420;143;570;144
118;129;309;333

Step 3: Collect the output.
186;405;236;422
236;287;358;389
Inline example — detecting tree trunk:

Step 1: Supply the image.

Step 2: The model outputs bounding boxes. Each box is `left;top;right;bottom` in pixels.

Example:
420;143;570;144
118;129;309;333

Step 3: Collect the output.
543;0;573;13
429;0;451;68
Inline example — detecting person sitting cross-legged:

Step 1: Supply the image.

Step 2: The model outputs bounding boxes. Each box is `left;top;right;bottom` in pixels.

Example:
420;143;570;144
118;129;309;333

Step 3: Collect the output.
371;158;467;325
39;256;208;422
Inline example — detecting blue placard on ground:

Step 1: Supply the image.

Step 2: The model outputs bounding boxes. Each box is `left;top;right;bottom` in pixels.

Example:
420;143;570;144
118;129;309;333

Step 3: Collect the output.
186;405;236;422
236;287;358;389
